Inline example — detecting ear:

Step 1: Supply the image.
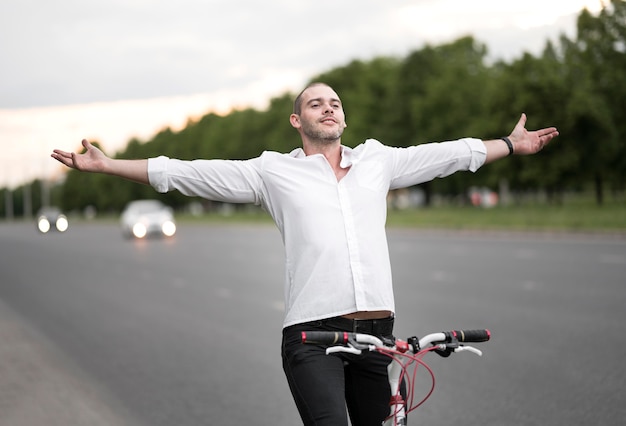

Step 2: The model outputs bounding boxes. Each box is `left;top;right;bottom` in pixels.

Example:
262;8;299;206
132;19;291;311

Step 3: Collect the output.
289;113;301;129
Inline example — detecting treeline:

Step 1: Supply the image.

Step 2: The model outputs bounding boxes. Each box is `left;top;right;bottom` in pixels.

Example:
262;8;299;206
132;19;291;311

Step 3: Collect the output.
3;1;625;217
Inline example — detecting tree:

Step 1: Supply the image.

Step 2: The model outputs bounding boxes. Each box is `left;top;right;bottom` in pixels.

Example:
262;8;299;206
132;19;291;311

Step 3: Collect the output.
563;0;626;204
391;36;493;204
484;45;573;203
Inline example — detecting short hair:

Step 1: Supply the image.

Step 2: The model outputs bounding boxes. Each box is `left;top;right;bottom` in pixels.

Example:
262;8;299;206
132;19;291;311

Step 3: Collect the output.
293;82;331;115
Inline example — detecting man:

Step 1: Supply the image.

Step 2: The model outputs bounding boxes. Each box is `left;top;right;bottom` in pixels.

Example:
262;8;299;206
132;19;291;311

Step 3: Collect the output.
51;82;558;425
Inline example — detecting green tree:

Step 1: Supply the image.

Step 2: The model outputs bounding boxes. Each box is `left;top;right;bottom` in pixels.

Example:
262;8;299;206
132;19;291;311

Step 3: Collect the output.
391;36;493;204
569;0;626;203
484;44;572;203
262;93;300;153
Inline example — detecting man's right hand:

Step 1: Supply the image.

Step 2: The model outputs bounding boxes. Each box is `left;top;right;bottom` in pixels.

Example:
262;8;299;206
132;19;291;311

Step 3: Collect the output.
51;139;108;173
51;139;150;184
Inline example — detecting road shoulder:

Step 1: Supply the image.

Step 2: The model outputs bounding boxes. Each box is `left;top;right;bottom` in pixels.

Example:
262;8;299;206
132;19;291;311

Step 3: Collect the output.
0;300;138;426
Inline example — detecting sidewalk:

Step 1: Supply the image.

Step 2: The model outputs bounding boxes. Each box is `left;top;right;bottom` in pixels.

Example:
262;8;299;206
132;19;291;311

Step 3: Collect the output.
0;301;136;426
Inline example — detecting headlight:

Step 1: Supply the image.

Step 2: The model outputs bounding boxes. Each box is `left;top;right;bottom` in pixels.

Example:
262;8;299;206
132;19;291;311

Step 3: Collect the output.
56;215;69;232
38;217;51;233
132;223;147;238
162;220;176;237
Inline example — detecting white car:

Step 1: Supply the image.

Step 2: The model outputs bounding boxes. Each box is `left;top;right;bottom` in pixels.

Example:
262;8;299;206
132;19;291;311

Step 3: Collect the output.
120;200;176;239
36;206;69;234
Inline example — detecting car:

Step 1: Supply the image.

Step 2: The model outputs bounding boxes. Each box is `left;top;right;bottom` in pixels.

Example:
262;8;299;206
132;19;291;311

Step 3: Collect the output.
36;206;69;233
120;199;176;239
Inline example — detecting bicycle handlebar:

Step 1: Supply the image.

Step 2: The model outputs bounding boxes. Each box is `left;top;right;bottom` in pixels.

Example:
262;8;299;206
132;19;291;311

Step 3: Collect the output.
301;329;491;352
445;329;491;343
301;331;350;346
300;327;491;422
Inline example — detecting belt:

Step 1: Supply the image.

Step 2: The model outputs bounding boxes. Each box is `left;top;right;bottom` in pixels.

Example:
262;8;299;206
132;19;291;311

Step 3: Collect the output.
320;315;395;336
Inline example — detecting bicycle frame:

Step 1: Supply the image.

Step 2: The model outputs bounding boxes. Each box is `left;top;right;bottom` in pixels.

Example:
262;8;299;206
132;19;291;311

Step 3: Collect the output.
382;333;448;426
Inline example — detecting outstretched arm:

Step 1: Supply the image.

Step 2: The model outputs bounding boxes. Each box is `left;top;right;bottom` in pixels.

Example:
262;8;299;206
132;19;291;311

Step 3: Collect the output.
483;113;559;164
51;139;149;185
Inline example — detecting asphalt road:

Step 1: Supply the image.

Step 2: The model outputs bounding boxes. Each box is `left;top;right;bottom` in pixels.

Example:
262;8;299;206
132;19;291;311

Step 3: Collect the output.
1;221;625;426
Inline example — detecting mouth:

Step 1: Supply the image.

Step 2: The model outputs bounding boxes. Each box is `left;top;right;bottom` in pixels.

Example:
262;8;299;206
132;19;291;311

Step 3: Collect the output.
320;117;337;124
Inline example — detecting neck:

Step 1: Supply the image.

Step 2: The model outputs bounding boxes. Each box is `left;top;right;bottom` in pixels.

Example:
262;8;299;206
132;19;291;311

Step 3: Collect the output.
302;138;341;158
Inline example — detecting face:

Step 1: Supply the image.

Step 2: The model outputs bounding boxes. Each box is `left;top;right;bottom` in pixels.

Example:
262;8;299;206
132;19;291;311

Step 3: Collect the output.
290;84;347;144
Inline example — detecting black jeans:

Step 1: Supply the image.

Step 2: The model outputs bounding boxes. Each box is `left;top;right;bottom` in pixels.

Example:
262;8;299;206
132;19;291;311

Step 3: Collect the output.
282;318;405;426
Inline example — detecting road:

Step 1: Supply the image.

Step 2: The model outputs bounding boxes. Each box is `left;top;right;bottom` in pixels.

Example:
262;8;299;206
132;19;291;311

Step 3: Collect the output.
1;221;625;425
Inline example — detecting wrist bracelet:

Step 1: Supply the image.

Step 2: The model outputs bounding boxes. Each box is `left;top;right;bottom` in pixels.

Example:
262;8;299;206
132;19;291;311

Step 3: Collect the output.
500;136;514;156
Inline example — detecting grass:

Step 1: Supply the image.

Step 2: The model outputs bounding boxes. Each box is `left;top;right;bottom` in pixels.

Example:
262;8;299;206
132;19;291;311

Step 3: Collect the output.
175;196;626;235
386;203;625;233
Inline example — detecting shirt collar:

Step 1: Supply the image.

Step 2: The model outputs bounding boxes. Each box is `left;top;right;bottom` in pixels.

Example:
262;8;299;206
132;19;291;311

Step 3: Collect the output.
288;145;358;168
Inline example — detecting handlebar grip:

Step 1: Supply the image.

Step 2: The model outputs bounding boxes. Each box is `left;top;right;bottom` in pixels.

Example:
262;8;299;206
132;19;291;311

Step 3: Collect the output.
301;331;351;345
448;329;491;343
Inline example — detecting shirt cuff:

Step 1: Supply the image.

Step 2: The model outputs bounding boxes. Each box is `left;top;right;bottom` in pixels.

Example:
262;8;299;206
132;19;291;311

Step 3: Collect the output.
462;138;487;172
147;156;170;193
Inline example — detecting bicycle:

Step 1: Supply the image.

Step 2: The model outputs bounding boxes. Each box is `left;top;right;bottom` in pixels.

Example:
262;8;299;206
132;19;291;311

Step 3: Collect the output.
301;328;491;425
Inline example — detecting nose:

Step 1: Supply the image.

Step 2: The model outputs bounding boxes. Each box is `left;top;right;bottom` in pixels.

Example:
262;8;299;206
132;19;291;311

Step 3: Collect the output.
323;103;334;114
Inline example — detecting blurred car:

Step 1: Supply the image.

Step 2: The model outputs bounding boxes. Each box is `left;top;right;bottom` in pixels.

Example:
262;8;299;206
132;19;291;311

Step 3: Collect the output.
36;206;69;233
120;199;176;239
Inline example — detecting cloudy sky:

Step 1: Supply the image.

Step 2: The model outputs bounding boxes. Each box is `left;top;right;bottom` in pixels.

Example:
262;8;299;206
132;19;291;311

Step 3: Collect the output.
1;0;604;188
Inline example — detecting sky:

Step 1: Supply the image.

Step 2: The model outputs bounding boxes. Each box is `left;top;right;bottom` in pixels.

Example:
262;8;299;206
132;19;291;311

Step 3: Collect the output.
0;0;605;188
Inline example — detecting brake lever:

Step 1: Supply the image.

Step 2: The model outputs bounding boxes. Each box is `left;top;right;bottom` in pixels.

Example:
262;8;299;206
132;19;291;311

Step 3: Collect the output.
454;345;483;356
434;342;457;358
433;339;484;357
326;345;362;355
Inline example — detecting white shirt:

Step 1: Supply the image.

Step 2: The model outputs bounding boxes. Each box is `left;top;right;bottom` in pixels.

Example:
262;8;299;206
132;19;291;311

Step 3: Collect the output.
148;138;487;327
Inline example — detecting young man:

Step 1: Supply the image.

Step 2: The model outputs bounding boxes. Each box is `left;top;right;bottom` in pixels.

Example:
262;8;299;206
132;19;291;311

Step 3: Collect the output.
52;82;558;425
